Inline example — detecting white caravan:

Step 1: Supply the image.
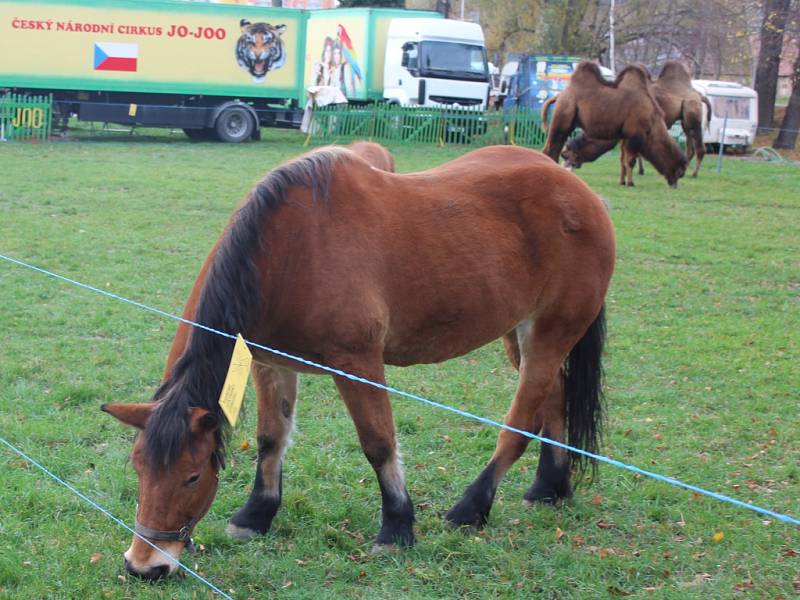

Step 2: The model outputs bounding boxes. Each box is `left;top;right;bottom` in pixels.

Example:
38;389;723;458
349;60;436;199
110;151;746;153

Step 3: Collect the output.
692;80;758;148
383;19;490;109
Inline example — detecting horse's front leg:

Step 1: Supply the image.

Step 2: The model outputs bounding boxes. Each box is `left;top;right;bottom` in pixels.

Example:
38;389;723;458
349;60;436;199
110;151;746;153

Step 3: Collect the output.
226;363;298;540
331;354;415;549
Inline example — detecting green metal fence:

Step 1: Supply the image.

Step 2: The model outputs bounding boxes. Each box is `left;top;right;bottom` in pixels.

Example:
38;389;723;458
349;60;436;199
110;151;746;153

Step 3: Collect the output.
0;93;53;142
306;104;549;149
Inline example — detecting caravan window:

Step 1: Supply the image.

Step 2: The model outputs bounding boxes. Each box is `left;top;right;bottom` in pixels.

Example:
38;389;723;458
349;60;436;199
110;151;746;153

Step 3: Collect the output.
711;96;750;120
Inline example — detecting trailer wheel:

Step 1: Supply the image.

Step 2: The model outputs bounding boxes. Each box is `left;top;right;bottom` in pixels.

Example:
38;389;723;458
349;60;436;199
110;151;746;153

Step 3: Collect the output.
215;106;254;143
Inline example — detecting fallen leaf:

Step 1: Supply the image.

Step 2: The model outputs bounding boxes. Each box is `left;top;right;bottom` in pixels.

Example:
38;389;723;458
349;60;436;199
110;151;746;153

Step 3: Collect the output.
90;553;102;564
295;559;306;566
607;586;632;596
591;494;603;506
239;440;250;451
442;435;452;443
555;527;565;540
781;548;798;557
596;520;612;529
712;531;724;543
436;466;447;473
282;581;293;589
734;579;754;591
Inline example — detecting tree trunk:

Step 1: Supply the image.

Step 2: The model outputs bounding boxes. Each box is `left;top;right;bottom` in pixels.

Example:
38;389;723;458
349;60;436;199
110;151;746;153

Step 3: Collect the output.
435;0;451;18
754;0;791;133
773;44;800;150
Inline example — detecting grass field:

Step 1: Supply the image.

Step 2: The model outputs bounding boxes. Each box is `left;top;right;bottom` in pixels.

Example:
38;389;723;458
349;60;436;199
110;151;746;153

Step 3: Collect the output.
0;129;798;599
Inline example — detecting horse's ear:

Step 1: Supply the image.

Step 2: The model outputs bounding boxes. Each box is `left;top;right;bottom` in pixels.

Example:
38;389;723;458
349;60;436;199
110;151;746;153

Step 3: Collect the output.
191;409;221;434
101;402;155;430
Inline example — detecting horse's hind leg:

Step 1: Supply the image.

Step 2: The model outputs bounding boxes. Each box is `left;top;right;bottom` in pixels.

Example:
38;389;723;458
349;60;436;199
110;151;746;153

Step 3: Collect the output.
502;332;570;504
523;375;570;503
446;317;579;527
226;364;298;540
331;354;414;548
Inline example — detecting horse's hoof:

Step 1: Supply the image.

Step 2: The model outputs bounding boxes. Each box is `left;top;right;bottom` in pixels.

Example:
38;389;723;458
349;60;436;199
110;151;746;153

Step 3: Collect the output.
523;494;559;507
224;523;260;541
370;543;400;556
445;505;489;529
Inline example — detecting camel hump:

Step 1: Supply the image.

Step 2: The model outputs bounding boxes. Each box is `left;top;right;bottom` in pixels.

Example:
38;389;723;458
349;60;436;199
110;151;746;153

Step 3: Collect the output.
658;61;691;83
615;64;651;87
572;60;608;84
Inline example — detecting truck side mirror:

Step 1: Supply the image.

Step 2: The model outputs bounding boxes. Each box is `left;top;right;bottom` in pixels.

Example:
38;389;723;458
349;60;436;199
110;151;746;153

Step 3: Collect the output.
401;42;417;73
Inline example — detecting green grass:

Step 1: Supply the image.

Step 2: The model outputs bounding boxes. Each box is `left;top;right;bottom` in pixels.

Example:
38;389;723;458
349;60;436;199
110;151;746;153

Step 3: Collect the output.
0;129;798;599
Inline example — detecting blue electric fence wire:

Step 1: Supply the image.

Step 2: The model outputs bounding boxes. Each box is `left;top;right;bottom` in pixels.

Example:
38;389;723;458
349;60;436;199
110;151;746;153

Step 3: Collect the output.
0;436;234;600
1;252;798;528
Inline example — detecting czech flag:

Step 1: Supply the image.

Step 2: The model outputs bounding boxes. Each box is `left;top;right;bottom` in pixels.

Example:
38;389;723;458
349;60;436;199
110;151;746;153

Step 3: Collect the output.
94;42;138;72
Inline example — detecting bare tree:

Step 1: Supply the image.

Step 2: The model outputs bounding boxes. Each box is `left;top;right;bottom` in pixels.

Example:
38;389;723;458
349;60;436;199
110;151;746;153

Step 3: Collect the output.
754;0;792;131
774;38;800;148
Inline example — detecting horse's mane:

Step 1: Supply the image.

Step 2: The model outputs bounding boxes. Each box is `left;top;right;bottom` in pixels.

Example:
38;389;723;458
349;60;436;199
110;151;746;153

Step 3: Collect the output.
144;146;346;468
657;61;691;84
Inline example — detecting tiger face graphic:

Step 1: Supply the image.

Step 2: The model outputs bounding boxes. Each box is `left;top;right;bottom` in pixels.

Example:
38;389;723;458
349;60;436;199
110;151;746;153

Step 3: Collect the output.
236;19;287;83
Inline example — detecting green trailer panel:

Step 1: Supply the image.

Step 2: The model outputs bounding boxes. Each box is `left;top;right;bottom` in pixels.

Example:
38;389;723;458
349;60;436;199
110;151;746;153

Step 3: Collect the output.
0;0;307;103
303;8;439;103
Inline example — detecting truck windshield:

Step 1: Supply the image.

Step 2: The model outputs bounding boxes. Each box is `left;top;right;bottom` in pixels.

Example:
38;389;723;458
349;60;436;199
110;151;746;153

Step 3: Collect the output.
419;41;488;82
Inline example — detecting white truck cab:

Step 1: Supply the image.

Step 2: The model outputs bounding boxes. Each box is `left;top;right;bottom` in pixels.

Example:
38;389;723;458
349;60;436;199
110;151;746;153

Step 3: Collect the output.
383;19;490;109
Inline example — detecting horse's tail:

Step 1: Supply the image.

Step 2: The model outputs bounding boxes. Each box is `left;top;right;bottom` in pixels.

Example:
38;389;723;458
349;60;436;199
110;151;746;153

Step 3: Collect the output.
541;94;558;130
564;305;606;485
701;95;712;129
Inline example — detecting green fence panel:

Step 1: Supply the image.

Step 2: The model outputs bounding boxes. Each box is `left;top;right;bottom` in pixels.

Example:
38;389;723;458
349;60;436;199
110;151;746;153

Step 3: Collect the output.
0;93;53;142
307;104;552;150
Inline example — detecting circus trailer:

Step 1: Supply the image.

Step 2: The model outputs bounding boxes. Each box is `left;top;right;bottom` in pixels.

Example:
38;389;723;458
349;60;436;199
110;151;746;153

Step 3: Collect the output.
0;0;308;141
691;79;758;150
303;9;490;109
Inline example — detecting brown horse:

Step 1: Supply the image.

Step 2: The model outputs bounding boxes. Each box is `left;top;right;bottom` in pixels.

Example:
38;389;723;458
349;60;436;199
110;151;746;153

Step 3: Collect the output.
562;62;712;183
102;144;615;579
347;140;396;172
541;61;687;187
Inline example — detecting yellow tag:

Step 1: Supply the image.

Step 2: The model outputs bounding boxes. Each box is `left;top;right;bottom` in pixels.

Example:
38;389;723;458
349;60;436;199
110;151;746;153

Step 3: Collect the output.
218;334;252;426
128;103;137;117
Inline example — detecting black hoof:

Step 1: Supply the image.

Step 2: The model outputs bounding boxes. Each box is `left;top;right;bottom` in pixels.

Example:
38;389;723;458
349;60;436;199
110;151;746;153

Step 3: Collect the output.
523;480;569;505
445;498;491;528
226;498;279;540
376;521;415;547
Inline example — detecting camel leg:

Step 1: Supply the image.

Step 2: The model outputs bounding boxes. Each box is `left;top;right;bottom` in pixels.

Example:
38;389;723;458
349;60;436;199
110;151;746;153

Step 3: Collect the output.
542;103;577;163
331;354;414;547
226;364;298;539
619;147;627;186
445;316;584;527
626;152;637;187
687;123;705;177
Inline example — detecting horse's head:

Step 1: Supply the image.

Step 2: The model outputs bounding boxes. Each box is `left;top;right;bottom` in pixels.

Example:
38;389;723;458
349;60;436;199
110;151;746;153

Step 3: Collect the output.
101;402;221;579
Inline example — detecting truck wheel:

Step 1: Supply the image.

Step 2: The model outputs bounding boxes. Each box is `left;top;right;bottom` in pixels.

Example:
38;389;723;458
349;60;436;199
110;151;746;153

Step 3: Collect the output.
215;106;254;143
